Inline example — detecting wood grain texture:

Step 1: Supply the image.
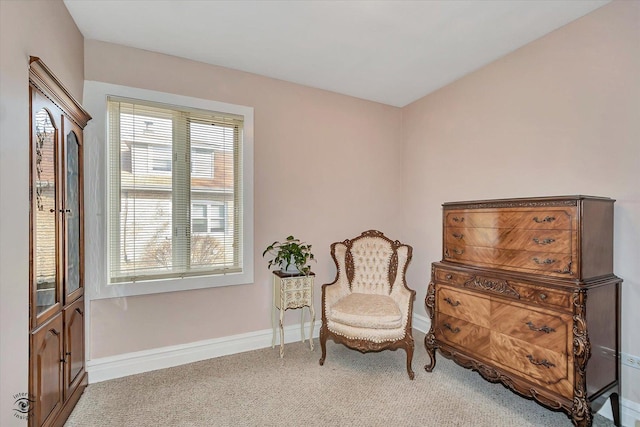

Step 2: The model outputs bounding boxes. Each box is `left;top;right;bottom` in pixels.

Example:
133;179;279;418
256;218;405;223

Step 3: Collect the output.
444;208;574;230
445;227;572;253
490;301;570;354
444;244;575;277
435;313;490;355
490;332;573;398
437;286;490;327
426;196;622;427
29;58;90;427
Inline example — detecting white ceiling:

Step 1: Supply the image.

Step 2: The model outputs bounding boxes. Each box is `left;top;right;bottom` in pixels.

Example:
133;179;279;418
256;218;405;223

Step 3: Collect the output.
64;0;610;107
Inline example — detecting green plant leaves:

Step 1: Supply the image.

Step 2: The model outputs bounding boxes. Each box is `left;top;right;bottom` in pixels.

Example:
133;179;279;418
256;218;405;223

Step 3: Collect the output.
262;235;316;274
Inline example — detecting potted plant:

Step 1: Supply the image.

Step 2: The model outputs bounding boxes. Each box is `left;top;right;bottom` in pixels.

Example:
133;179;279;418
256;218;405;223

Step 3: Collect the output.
262;235;315;275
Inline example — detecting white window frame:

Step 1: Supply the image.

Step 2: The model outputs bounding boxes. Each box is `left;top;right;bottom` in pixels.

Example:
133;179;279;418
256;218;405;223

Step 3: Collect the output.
82;81;253;300
191;201;226;234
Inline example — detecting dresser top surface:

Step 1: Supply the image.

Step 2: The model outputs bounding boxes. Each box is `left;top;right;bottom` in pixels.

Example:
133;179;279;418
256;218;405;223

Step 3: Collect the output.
442;195;614;209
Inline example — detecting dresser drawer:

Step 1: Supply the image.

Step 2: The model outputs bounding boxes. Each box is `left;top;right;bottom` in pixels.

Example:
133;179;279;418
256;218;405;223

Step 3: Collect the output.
435;314;490;355
491;332;573;399
433;266;471;286
283;289;312;308
444;208;575;230
444;227;572;254
444;245;575;277
436;286;490;328
438;269;572;312
491;302;570;354
509;283;572;311
275;276;313;310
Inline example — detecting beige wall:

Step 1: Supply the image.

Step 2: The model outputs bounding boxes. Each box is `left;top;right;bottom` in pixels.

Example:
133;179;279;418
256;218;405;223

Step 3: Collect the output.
1;1;638;425
83;40;404;358
402;0;639;403
0;1;85;425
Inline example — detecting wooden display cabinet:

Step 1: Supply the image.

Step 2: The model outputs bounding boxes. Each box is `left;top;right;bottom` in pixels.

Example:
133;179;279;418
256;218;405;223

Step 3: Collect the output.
29;57;91;427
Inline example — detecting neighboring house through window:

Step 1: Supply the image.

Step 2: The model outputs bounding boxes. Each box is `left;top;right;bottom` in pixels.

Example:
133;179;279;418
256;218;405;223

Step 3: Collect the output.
108;97;245;283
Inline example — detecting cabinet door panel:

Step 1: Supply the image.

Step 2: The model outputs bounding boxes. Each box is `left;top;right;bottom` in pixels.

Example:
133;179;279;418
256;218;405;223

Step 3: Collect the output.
64;298;85;397
32;106;61;322
64;125;83;301
31;315;64;427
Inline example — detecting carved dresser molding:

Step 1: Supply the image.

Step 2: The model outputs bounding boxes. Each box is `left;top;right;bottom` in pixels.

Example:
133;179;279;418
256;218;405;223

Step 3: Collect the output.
425;196;622;427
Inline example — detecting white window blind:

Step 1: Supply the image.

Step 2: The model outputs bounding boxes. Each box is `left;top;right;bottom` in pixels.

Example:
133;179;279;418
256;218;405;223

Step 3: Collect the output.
107;97;244;283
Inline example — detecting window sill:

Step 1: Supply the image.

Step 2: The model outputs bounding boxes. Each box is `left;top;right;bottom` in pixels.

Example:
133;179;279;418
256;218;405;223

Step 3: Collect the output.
90;270;254;300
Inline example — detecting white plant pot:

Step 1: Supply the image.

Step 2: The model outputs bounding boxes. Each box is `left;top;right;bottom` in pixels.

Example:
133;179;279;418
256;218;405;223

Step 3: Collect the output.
281;257;300;273
281;264;300;274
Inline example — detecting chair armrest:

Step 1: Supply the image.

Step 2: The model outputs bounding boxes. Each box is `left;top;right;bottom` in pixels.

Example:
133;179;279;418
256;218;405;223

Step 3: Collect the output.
390;245;416;321
322;242;351;315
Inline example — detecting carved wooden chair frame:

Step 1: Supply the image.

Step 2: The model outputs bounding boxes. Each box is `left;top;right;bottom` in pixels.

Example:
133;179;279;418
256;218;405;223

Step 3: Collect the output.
319;230;417;379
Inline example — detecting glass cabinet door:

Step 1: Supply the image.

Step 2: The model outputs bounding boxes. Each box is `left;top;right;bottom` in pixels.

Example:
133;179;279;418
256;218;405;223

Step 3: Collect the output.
33;108;59;316
65;130;82;298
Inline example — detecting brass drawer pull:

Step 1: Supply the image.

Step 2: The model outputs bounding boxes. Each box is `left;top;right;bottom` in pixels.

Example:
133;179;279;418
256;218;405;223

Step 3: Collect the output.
538;293;547;300
526;354;556;368
444;249;464;258
532;257;556;265
533;216;556;223
554;264;573;275
452;232;464;240
526;321;556;334
445;274;453;280
532;237;555;245
444;297;460;307
443;323;461;334
452;216;464;223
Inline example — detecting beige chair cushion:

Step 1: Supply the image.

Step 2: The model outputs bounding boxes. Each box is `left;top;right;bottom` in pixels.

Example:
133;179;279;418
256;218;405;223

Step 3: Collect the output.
329;293;402;329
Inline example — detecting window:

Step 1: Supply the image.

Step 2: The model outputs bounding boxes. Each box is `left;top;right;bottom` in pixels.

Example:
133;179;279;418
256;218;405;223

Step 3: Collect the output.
108;97;244;283
191;202;226;234
191;148;213;178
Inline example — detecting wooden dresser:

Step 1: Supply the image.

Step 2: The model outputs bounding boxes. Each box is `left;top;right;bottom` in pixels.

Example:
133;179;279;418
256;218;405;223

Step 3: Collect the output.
424;196;621;427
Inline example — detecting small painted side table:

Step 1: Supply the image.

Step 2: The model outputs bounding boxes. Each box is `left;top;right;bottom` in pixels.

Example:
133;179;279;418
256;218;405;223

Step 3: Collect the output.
271;270;315;357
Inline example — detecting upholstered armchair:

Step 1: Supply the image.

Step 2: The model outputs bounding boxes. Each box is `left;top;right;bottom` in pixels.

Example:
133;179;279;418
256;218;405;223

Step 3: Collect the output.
319;230;416;379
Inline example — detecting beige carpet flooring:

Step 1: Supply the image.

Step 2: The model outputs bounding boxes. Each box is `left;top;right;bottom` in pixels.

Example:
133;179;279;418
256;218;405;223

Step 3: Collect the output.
66;331;614;426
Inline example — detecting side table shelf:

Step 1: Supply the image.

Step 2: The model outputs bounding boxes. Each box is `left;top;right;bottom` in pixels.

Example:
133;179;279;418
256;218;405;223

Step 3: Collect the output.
271;271;315;357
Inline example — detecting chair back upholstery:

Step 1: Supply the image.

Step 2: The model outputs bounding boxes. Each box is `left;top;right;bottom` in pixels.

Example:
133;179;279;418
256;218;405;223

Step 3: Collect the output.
341;230;404;296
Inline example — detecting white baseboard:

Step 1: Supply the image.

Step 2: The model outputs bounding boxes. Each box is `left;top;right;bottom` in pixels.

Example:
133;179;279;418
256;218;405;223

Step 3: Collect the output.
87;320;322;383
88;314;431;384
598;396;640;427
412;313;430;334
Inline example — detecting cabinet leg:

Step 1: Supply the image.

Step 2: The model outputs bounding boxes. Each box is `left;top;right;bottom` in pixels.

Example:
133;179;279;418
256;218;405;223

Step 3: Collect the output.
424;332;437;372
570;397;592;427
308;305;315;351
271;307;276;349
405;340;415;380
319;325;327;366
279;310;285;358
610;392;621;427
